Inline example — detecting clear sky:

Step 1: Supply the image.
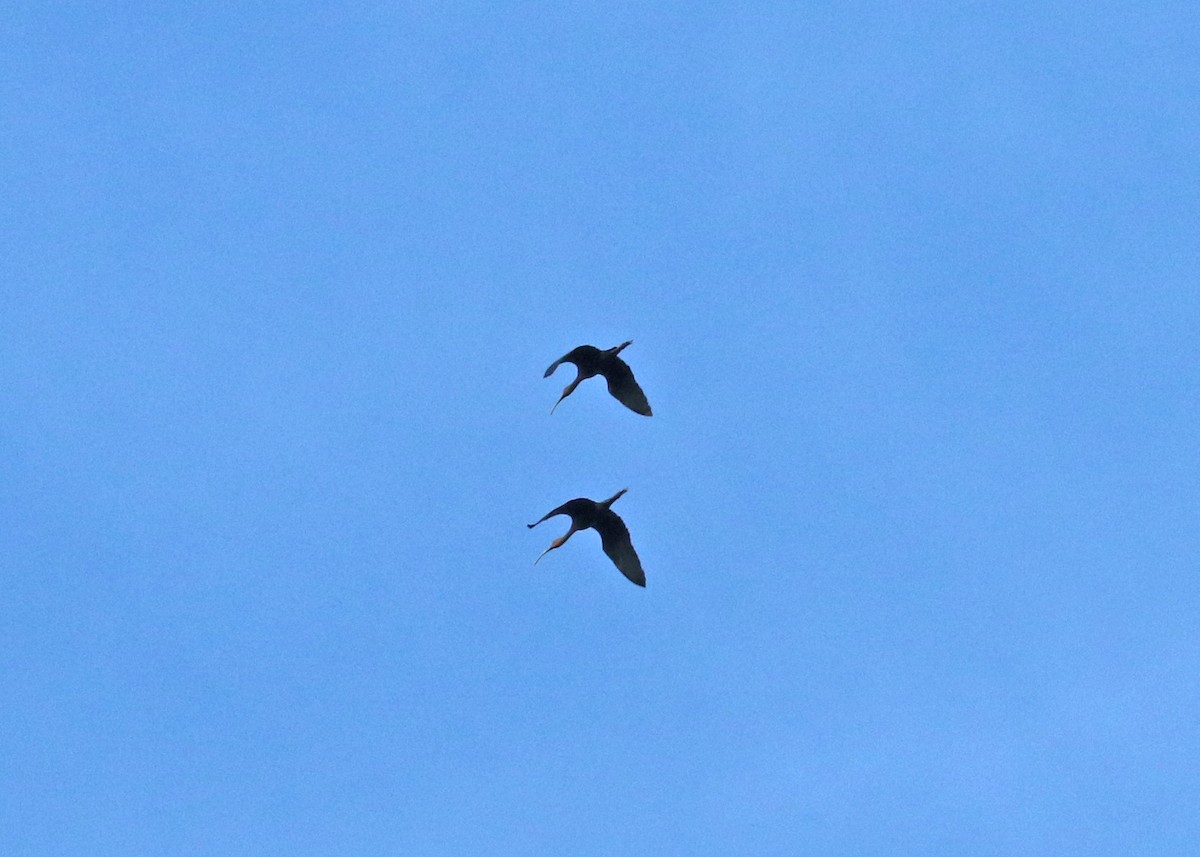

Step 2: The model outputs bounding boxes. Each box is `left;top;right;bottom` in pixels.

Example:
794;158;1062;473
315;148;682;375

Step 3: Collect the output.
3;2;1198;854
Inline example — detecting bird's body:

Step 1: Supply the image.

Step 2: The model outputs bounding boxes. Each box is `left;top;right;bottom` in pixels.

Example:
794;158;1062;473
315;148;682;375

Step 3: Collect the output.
527;488;645;586
543;340;652;416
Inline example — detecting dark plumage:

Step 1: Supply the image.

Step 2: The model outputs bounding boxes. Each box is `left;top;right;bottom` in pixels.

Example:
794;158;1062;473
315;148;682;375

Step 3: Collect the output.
543;340;652;416
526;488;645;587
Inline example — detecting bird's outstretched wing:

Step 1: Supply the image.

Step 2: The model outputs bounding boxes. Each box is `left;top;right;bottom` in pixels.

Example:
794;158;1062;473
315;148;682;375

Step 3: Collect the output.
601;357;652;416
527;498;589;529
543;345;599;378
596;509;646;587
543;355;570;378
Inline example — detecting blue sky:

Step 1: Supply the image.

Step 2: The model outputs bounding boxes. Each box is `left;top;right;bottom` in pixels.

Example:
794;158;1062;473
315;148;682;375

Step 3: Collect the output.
3;2;1198;854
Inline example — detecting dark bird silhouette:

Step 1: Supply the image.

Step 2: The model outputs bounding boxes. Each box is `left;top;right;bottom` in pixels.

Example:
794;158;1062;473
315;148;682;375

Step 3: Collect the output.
543;340;652;416
527;488;646;587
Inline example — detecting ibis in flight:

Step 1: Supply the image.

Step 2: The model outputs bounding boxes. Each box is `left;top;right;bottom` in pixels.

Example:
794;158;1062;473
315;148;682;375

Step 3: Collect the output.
543;341;652;416
527;488;646;587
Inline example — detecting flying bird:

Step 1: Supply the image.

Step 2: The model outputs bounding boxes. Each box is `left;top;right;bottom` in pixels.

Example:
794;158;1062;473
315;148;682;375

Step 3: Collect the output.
527;488;646;587
543;340;652;416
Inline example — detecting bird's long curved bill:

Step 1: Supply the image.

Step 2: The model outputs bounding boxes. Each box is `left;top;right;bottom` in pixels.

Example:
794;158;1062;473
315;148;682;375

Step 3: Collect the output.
549;391;573;412
534;529;575;564
550;380;579;414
